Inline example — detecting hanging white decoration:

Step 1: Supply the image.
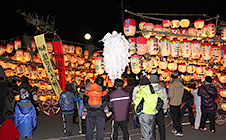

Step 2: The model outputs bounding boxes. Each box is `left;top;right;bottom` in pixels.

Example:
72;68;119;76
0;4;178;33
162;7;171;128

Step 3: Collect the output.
101;31;130;83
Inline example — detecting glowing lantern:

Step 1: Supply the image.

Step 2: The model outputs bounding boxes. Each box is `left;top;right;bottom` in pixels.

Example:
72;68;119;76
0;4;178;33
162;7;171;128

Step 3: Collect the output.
136;36;147;55
221;46;226;67
14;40;21;50
24;50;31;62
24;66;32;76
201;42;211;60
187;64;196;74
170;38;181;57
84;49;89;59
47;85;53;90
201;25;208;37
46;41;53;52
159;37;170;56
68;45;75;54
6;43;14;54
34;56;41;63
142;58;149;70
93;51;100;58
123;18;136;36
221;27;226;40
196;65;205;75
162;20;171;28
171;20;180;28
159;58;168;70
207;23;215;38
154;24;163;39
15;49;24;62
5;68;12;77
0;45;6;55
142;23;154;39
194;19;204;29
31;68;38;79
75;76;82;85
15;94;20;101
130;55;141;74
30;40;36;52
191;39;201;59
76;46;82;55
147;36;158;55
205;68;213;77
211;45;221;63
139;21;146;30
128;37;136;55
63;44;68;54
95;56;105;74
219;74;226;83
220;89;226;97
188;27;197;40
168;61;177;71
180;19;190;28
77;57;85;65
221;102;226;111
178;63;186;73
181;40;191;58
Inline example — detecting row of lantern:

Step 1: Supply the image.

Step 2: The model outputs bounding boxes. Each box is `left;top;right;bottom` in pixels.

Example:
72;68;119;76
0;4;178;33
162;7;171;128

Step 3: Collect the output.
123;18;226;40
128;36;225;63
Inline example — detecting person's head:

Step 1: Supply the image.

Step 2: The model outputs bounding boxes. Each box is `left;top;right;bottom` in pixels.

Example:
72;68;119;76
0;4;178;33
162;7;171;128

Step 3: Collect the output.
205;76;212;84
94;75;104;86
139;76;150;86
188;83;197;90
85;79;91;85
65;84;72;92
171;70;179;79
114;79;124;88
5;111;14;119
150;75;159;83
20;88;30;100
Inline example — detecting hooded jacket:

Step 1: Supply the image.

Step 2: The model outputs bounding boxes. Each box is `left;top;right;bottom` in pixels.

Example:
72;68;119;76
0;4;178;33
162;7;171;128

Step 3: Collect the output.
198;83;217;113
84;83;108;106
168;78;184;106
58;91;75;113
14;100;36;137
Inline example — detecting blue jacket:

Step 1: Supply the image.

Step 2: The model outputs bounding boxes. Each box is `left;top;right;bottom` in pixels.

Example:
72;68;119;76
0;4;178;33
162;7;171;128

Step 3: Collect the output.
58;91;75;114
14;100;36;137
74;96;84;116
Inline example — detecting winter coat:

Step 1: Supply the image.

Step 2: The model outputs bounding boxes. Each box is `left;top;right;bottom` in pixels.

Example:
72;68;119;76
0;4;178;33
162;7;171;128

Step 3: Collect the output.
14;100;36;137
168;78;184;106
58;91;75;114
0;119;19;140
134;85;162;115
151;83;168;113
198;83;217;113
0;81;9;108
74;96;84;117
109;87;130;121
84;83;108;106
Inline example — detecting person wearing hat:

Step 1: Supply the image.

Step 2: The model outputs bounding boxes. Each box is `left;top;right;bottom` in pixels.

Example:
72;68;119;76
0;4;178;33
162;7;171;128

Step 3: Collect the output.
134;76;163;140
168;70;184;137
197;76;217;133
150;75;167;140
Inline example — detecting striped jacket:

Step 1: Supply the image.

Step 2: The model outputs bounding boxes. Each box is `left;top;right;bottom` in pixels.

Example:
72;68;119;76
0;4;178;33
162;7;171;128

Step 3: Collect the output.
109;87;130;121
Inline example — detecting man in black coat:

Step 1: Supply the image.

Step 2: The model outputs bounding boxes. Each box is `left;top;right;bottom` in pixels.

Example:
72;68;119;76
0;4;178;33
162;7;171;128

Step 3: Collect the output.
0;77;9;125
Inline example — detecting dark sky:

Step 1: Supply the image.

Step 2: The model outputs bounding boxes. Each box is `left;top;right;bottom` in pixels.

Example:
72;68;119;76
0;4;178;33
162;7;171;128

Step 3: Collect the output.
0;0;225;48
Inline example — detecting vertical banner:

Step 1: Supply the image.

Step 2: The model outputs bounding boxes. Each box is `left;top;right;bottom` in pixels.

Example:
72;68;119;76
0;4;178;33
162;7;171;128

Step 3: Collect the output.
34;34;62;97
53;41;66;92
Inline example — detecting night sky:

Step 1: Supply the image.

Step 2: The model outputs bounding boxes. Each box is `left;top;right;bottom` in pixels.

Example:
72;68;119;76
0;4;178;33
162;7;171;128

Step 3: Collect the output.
0;0;225;48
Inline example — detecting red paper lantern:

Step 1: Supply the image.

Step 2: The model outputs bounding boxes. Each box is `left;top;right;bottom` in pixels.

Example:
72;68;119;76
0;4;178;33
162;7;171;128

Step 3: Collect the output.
194;19;204;29
136;36;147;55
162;20;171;28
123;18;136;36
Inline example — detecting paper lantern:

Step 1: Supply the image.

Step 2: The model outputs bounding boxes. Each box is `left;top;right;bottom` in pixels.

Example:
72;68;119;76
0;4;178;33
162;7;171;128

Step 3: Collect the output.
207;23;215;38
84;49;89;59
136;36;147;55
123;18;136;36
34;56;41;63
46;41;53;52
24;66;32;76
63;44;68;54
219;74;226;83
147;36;158;55
188;27;197;40
154;24;163;39
191;39;201;59
76;46;82;55
221;27;226;40
30;40;36;52
15;49;23;62
181;40;191;58
194;19;204;29
31;68;38;79
93;51;100;58
205;68;213;77
178;63;186;73
142;23;154;39
6;43;14;54
14;40;21;50
159;37;170;56
187;64;196;74
168;61;177;71
201;25;208;37
77;57;85;65
196;65;205;75
171;20;180;28
15;94;20;101
95;56;105;74
211;45;221;63
170;38;181;57
139;21;146;30
180;19;190;28
220;89;226;97
221;46;226;67
162;20;171;28
159;59;168;70
201;42;211;60
221;102;226;111
130;55;141;74
128;37;136;55
0;45;6;55
24;50;31;62
68;45;75;54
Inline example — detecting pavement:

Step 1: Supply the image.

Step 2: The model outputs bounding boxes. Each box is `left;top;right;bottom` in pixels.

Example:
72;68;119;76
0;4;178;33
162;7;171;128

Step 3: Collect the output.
33;111;226;140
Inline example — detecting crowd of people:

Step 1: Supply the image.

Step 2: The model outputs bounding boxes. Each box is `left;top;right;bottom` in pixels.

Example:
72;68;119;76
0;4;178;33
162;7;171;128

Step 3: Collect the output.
0;68;220;140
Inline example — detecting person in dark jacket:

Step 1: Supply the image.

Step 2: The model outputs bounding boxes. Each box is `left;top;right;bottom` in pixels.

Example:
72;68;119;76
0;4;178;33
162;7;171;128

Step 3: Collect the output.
198;76;217;133
58;84;77;137
14;86;36;140
0;77;9;125
109;79;130;140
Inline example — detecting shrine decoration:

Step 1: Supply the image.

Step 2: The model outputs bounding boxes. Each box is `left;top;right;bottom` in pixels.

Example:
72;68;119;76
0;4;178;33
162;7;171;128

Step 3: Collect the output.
0;45;6;56
128;37;136;55
220;89;226;97
68;45;75;54
170;38;181;57
95;56;104;75
159;37;170;57
201;41;212;60
136;36;148;55
6;43;14;54
154;24;163;39
130;54;141;74
142;23;154;39
221;27;226;40
207;23;216;38
84;49;89;59
139;21;146;30
14;40;21;50
181;39;191;58
221;45;226;67
171;19;180;28
123;18;136;36
191;39;201;59
76;46;83;55
194;19;205;38
162;20;171;28
211;45;221;63
147;36;158;55
24;50;31;62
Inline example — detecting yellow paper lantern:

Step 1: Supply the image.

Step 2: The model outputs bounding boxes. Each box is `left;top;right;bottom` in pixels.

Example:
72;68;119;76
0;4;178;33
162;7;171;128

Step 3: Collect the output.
0;45;6;56
84;49;89;59
191;39;201;59
14;40;21;50
68;45;75;54
220;89;226;97
180;19;190;28
221;102;226;111
139;21;146;30
171;19;180;28
219;75;226;83
207;23;215;38
6;43;14;54
194;19;204;29
142;23;154;39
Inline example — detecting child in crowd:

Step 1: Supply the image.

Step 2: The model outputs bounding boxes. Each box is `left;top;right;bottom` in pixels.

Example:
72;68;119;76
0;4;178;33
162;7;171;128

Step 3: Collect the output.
0;111;19;140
